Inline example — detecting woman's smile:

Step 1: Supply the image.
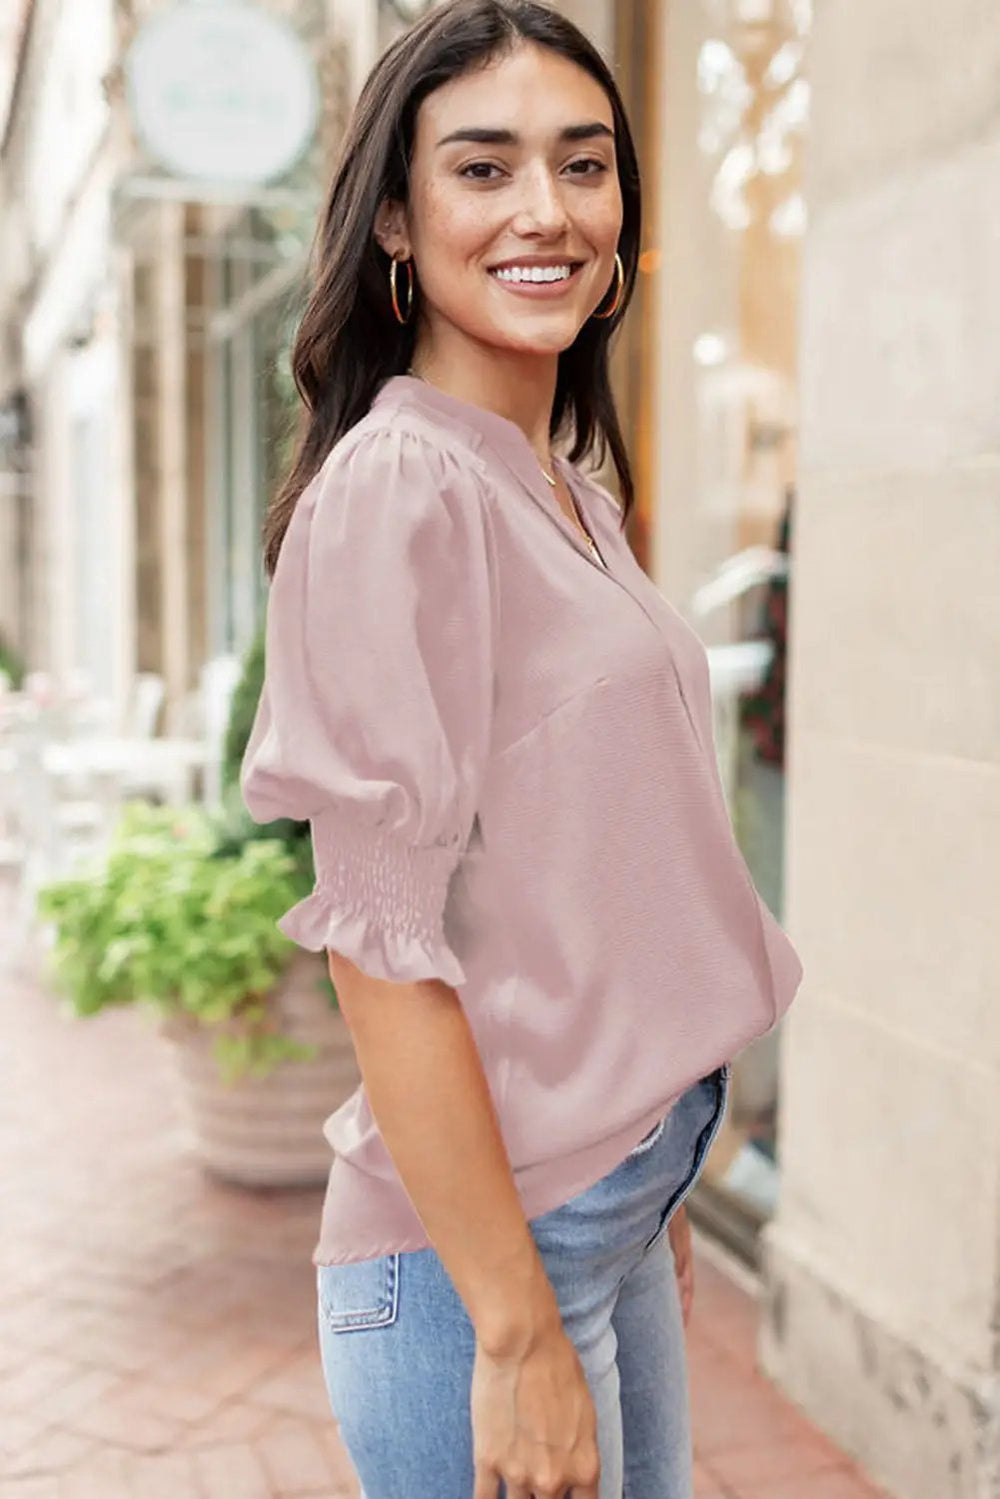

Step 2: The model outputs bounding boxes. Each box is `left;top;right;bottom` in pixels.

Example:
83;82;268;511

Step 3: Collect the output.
486;257;586;298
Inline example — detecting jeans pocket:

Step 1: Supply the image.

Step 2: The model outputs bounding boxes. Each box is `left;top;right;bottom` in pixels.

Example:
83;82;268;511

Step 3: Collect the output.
317;1253;401;1333
642;1061;731;1254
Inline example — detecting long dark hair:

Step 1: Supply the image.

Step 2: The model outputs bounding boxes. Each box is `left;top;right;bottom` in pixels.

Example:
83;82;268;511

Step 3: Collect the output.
262;0;641;578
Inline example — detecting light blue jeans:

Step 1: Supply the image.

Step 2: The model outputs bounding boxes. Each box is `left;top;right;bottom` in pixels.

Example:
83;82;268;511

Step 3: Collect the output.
316;1062;731;1499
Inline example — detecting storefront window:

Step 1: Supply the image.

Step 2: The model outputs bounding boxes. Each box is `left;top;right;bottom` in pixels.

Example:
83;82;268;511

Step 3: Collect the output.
652;0;812;1256
204;199;313;656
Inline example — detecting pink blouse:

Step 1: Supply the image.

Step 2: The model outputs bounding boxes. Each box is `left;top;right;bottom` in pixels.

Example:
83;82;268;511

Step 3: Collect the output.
240;373;804;1266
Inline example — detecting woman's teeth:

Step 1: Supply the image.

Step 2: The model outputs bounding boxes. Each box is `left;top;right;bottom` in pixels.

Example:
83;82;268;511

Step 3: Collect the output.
490;264;574;283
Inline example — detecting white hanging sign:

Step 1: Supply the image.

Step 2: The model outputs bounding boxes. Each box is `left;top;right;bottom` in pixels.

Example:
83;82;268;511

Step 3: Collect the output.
125;1;319;186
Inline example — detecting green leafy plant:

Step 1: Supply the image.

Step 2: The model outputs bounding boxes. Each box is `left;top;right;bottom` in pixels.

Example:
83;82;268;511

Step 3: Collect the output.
220;620;312;866
221;623;266;799
0;632;25;688
35;801;327;1084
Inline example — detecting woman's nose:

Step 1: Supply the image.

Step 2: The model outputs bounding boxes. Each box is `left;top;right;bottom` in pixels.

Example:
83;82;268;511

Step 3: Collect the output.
512;163;569;235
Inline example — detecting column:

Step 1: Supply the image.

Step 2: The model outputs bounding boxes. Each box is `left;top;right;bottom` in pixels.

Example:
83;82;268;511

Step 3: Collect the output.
759;3;1000;1496
154;200;189;731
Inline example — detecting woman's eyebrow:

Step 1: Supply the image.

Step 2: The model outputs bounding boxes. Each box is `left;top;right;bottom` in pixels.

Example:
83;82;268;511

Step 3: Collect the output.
435;121;614;148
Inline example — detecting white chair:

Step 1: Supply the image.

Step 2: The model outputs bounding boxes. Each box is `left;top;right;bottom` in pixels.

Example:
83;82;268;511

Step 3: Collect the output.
2;711;119;936
125;673;165;739
0;738;26;920
198;654;243;807
113;671;201;804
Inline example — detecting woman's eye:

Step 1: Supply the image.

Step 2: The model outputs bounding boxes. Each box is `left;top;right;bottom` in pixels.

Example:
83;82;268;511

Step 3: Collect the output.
566;158;608;177
459;161;504;181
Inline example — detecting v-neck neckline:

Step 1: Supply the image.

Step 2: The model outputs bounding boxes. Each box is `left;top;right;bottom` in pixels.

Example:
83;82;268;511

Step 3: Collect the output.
373;374;610;574
554;457;609;570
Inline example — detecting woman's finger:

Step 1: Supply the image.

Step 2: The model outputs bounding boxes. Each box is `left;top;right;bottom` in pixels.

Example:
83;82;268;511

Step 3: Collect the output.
472;1464;500;1499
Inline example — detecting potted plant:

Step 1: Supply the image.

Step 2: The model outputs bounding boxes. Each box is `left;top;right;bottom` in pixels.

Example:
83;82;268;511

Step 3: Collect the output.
35;799;360;1187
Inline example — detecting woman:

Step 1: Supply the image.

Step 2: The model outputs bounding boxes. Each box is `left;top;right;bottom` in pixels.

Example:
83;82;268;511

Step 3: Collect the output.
240;3;804;1496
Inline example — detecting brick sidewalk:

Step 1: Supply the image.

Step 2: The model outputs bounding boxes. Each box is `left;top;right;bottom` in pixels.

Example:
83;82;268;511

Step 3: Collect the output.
1;930;888;1499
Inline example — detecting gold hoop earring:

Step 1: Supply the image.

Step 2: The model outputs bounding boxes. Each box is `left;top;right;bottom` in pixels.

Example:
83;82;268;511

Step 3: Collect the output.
389;256;414;325
592;251;625;321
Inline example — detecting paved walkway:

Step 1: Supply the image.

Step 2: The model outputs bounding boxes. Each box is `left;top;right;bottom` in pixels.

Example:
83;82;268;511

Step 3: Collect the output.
0;929;890;1499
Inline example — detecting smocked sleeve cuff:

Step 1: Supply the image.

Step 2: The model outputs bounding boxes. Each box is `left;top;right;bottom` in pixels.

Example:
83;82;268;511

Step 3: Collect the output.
277;811;467;988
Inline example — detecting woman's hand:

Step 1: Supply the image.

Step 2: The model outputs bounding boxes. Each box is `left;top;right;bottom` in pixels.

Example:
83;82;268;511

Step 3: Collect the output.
667;1204;694;1327
471;1322;601;1499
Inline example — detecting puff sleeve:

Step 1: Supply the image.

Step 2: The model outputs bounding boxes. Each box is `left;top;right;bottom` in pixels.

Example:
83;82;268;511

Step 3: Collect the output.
239;422;497;988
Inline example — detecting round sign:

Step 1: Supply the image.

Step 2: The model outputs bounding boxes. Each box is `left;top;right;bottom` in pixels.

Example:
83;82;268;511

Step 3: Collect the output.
125;1;319;185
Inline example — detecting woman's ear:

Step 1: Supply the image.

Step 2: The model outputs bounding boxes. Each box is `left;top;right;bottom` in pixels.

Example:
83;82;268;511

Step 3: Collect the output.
373;198;411;261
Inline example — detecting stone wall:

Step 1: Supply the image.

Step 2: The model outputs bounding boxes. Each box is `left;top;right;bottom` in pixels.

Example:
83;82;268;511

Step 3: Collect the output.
759;4;1000;1496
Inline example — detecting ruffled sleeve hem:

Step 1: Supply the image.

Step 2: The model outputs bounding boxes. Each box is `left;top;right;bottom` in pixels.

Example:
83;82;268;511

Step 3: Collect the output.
276;889;468;989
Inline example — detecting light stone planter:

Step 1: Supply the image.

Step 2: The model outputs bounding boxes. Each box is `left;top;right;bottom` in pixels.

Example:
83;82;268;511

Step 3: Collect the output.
159;951;360;1188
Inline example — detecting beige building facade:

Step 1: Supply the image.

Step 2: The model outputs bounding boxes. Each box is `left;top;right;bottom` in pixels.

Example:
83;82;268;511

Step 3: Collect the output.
755;3;1000;1494
0;0;341;726
0;0;130;703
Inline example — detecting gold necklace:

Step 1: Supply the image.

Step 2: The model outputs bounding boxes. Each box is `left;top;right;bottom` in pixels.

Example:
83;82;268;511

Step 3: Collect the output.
566;485;606;568
537;452;606;568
